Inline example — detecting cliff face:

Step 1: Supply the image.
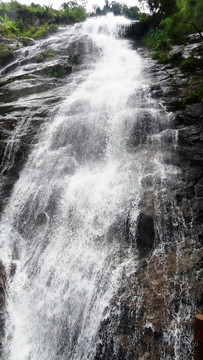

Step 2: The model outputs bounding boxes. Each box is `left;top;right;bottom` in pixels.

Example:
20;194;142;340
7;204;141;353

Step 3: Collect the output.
94;41;203;359
0;28;202;359
0;261;6;354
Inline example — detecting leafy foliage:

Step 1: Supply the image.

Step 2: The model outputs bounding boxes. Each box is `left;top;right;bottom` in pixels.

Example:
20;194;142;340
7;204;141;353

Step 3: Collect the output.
140;0;177;16
135;0;203;58
0;1;87;39
185;83;203;103
94;2;140;19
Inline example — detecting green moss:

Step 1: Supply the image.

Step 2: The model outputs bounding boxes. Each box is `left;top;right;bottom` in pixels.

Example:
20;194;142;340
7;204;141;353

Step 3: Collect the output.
42;65;71;78
35;49;55;63
0;44;14;66
0;74;34;87
70;54;82;65
184;84;203;104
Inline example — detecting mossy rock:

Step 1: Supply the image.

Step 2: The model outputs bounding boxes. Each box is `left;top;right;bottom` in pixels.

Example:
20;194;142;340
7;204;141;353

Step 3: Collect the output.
39;61;72;78
70;54;82;65
18;37;36;46
179;56;199;72
0;44;14;67
0;74;35;87
35;49;55;63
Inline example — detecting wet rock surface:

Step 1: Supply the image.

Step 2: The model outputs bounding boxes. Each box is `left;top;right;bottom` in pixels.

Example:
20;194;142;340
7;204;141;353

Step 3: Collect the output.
0;29;202;360
95;40;203;359
0;261;6;356
0;28;95;213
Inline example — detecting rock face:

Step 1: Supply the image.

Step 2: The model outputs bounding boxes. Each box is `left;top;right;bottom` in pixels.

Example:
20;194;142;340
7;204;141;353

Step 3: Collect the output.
95;41;203;360
0;261;6;356
0;30;95;213
0;29;202;359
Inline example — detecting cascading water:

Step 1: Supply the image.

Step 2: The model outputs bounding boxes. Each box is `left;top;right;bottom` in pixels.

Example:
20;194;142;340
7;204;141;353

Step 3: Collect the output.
0;15;199;360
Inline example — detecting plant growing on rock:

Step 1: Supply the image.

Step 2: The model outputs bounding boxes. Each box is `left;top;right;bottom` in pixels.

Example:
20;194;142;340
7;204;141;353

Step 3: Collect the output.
35;49;56;63
0;44;14;66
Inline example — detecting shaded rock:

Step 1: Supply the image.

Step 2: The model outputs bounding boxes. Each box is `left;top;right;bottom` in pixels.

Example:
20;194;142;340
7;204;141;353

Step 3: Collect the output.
136;212;155;256
183;103;203;118
0;261;6;355
17;37;36;46
186;33;203;44
194;178;203;199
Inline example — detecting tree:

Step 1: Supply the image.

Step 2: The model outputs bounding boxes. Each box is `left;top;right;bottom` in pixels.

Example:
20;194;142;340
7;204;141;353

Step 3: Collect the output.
181;0;203;39
140;0;177;16
110;2;122;16
123;5;140;20
61;1;78;10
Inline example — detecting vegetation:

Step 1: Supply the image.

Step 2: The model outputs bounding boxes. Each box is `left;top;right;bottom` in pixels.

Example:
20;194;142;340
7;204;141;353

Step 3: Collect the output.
170;83;203;109
0;1;87;39
35;49;56;63
134;0;203;49
0;74;34;87
92;1;140;20
184;83;203;103
0;0;202;72
40;63;72;78
0;1;87;66
126;0;201;72
0;44;14;65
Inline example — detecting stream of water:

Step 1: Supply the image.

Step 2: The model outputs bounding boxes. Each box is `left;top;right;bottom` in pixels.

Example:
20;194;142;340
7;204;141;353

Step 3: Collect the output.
0;15;192;360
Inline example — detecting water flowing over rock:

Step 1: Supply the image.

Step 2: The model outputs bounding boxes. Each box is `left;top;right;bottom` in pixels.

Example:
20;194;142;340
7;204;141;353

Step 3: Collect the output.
0;15;202;360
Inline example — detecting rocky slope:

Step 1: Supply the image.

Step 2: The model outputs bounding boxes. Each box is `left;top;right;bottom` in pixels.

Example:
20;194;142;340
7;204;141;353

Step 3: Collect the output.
94;39;203;359
0;30;202;359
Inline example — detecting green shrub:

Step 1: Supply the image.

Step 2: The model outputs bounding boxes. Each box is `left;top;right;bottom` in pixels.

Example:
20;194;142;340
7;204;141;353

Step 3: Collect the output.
31;24;58;39
185;84;203;104
161;14;189;45
179;56;197;72
142;28;170;49
0;1;87;40
152;50;170;64
168;52;183;66
154;37;172;51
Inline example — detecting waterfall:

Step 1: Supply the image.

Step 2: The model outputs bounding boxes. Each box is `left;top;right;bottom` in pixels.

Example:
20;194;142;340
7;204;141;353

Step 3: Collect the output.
0;15;197;360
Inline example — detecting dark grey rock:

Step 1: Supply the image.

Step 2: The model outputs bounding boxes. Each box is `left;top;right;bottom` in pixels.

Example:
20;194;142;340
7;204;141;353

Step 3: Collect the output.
136;212;155;256
183;103;203;118
0;261;6;356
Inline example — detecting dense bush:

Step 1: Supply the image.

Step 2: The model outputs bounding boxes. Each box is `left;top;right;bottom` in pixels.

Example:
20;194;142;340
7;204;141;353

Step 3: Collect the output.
179;55;198;72
137;0;203;48
0;1;87;39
